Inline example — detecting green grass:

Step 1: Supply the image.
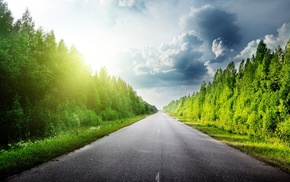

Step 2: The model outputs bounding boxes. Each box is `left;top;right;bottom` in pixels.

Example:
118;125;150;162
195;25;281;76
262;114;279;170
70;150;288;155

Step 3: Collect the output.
180;120;290;174
0;115;148;180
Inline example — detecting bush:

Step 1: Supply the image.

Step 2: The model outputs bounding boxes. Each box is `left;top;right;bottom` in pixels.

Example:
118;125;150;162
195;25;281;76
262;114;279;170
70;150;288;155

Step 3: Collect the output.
101;108;120;121
246;111;262;137
276;118;290;142
1;95;30;143
79;109;101;127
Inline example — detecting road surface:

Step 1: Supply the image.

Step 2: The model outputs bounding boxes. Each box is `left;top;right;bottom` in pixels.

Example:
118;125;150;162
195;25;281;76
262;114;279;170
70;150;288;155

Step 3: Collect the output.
6;112;290;182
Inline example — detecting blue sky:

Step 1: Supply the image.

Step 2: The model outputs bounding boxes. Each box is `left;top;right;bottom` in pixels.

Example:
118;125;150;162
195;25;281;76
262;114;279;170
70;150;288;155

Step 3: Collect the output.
6;0;290;109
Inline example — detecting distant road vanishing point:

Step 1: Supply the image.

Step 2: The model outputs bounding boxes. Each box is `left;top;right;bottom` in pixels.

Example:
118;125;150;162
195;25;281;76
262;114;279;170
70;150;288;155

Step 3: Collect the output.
6;112;290;182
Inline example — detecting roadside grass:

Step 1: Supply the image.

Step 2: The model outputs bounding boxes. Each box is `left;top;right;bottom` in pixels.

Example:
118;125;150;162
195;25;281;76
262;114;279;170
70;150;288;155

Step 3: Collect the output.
180;119;290;174
0;115;148;180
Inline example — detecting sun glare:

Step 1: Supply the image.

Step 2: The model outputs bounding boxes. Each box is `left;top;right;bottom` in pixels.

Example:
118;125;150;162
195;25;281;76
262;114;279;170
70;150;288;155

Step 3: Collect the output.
84;51;108;73
80;41;121;75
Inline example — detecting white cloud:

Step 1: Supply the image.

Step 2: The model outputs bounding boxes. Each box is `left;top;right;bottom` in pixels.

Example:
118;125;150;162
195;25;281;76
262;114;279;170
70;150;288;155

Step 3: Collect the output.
264;23;290;50
158;30;203;65
212;37;227;57
234;23;290;62
234;40;260;61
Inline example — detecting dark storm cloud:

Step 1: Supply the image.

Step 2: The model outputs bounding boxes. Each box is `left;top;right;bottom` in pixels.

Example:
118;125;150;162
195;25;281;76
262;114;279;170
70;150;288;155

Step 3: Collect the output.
116;31;209;88
173;60;207;82
219;0;290;45
114;2;290;91
122;66;207;89
209;55;227;64
181;5;242;47
155;31;208;87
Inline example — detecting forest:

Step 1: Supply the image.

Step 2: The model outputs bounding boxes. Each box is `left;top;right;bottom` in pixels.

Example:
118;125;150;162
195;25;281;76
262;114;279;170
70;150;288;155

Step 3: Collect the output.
0;1;157;145
164;39;290;143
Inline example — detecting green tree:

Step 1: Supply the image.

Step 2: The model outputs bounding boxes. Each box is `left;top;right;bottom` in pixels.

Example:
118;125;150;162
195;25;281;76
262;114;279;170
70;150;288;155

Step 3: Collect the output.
163;39;290;142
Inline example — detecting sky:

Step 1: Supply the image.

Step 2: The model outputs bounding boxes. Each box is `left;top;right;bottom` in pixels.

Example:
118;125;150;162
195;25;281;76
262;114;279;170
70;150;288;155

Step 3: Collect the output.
5;0;290;109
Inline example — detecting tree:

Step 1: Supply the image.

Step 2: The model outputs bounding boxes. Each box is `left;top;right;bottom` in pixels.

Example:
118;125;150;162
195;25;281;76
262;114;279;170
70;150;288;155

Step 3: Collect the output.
0;6;157;144
0;0;13;37
163;39;290;142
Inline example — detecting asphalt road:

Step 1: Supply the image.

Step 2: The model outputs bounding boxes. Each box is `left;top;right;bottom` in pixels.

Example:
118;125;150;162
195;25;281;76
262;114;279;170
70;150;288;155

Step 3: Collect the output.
6;112;290;182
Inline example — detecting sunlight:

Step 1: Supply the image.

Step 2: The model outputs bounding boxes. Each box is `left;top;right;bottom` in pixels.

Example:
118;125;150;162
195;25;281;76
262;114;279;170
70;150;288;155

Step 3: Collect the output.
83;50;110;73
80;41;120;75
77;31;126;76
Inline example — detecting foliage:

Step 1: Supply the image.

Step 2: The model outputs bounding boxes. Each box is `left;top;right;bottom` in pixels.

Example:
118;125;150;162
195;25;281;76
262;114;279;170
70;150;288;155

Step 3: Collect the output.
164;39;290;143
0;1;157;145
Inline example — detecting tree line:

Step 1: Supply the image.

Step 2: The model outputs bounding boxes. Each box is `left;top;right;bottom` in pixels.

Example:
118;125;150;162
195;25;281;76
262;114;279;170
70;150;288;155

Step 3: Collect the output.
0;1;157;145
164;39;290;142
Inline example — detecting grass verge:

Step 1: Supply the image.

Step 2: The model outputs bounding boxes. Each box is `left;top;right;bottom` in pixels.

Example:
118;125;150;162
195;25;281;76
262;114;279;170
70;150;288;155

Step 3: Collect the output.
179;119;290;174
0;115;148;180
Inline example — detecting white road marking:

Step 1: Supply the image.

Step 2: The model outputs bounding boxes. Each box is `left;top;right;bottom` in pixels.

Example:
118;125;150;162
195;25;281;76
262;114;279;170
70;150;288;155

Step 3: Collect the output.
155;172;160;182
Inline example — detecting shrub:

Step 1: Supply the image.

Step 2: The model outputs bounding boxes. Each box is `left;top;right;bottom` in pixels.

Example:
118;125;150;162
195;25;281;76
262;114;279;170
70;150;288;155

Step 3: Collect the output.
101;108;120;121
276;118;290;142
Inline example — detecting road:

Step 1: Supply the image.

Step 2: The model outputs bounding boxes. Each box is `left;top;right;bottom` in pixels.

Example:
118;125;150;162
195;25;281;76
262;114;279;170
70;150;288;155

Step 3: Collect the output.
6;112;290;182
